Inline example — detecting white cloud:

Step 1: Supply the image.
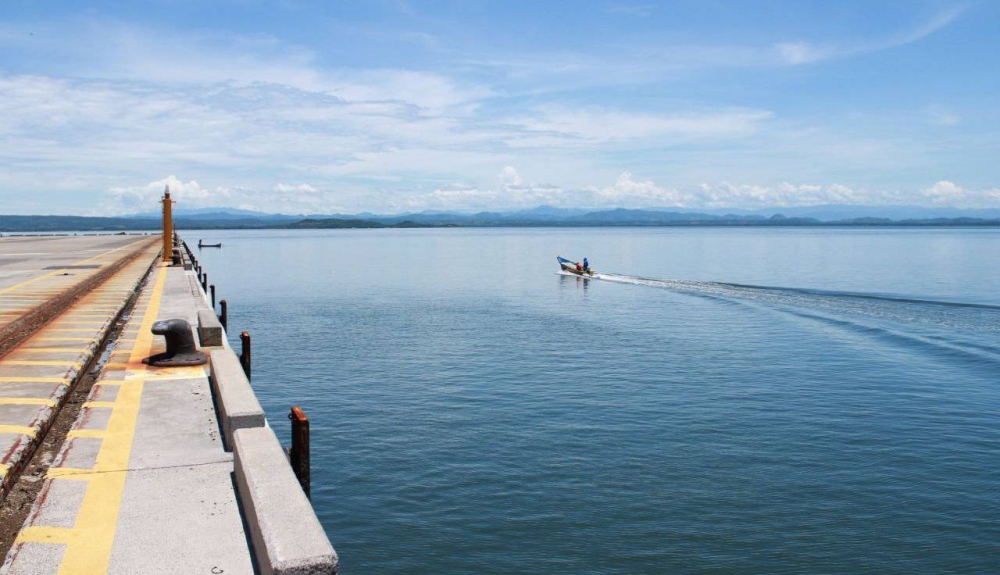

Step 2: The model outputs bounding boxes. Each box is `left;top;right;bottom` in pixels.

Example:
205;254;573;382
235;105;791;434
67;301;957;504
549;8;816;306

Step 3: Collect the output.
773;6;965;66
922;181;1000;208
927;106;961;126
497;166;522;186
510;107;772;144
274;183;318;193
0;11;991;216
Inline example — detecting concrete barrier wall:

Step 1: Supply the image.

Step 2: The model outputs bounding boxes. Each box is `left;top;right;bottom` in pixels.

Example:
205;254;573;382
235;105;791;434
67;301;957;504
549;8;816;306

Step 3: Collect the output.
209;349;265;448
198;309;224;347
234;426;338;575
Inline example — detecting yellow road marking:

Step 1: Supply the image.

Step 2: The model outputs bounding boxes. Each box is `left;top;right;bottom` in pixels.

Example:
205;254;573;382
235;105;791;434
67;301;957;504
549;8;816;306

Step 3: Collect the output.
53;264;166;574
0;377;69;384
126;367;206;380
0;425;37;437
47;467;94;480
0;360;82;367
17;526;77;544
8;347;88;353
104;362;128;369
67;429;107;439
0;240;142;296
0;463;7;476
0;397;56;407
83;401;116;408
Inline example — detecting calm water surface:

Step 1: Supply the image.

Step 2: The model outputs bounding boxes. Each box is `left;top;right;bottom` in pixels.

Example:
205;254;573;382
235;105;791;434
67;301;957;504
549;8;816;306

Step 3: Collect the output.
192;228;1000;574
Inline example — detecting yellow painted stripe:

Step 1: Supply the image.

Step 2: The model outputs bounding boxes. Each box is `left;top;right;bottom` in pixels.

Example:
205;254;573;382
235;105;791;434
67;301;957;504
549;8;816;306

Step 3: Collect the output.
54;264;166;574
103;362;128;369
128;366;206;380
83;401;116;408
47;467;93;481
17;526;77;544
0;463;7;476
0;377;69;384
0;397;56;407
0;360;82;367
0;425;37;437
67;429;106;439
9;347;89;353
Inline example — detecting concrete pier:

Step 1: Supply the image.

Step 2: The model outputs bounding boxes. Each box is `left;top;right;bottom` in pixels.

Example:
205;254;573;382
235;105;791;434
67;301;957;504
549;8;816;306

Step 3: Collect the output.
0;235;159;496
0;235;337;574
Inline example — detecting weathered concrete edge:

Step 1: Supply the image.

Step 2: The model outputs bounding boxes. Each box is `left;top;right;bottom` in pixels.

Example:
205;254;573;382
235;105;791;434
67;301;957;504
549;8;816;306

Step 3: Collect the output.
208;349;265;448
234;426;338;575
198;309;224;347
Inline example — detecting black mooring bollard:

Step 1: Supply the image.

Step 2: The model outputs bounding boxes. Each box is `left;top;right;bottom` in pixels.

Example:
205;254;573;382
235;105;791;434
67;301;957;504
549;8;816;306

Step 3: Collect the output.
289;406;311;499
143;319;207;366
239;331;252;383
201;273;207;292
210;284;216;309
219;299;228;331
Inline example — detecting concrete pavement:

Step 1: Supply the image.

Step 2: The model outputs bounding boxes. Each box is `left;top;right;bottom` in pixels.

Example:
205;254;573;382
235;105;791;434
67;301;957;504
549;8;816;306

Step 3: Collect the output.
0;238;161;499
2;242;337;574
0;235;153;332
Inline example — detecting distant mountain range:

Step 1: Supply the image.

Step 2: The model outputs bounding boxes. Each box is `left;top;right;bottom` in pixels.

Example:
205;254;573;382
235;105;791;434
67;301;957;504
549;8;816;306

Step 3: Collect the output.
2;205;1000;232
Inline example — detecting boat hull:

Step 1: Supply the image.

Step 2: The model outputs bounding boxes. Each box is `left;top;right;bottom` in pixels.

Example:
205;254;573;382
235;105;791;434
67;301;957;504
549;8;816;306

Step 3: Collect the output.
558;258;594;277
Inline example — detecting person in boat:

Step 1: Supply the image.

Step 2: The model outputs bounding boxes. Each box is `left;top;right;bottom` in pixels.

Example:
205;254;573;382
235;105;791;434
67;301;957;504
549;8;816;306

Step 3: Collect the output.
576;261;583;272
583;258;590;272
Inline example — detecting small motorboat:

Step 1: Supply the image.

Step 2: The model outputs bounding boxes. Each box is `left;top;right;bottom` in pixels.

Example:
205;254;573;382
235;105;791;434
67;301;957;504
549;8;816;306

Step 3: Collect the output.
557;255;594;277
198;240;222;248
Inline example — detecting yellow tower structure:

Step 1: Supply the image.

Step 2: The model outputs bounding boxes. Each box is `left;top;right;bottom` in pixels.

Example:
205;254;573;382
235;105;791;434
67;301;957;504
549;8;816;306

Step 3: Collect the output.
162;186;174;262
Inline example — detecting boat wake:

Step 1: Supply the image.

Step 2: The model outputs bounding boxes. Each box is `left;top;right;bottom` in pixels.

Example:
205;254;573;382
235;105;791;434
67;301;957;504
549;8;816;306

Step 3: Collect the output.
576;271;1000;365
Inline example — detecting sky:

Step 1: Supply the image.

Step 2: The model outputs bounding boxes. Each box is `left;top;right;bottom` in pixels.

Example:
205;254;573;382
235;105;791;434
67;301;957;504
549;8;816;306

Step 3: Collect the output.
1;0;998;215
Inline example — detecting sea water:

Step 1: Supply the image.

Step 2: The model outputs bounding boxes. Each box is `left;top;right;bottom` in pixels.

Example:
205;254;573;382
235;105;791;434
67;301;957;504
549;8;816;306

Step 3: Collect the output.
192;227;1000;574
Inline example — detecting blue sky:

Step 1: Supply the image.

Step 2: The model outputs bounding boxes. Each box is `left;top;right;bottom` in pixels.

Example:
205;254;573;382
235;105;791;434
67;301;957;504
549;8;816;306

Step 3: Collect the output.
1;0;997;215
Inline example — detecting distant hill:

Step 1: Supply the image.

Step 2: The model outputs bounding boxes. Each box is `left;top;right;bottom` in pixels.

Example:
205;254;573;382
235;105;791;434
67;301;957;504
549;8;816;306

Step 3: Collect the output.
2;208;999;232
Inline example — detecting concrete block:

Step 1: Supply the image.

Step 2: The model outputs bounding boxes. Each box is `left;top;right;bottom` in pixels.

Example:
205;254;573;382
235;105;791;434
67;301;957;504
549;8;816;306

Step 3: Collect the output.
209;349;265;448
197;309;224;347
233;426;338;575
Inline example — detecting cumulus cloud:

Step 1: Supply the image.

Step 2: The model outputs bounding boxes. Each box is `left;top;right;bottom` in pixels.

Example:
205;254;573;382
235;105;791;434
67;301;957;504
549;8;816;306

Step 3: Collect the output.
96;172;1000;216
99;176;346;215
497;166;522;186
103;176;228;215
0;12;991;216
922;181;1000;208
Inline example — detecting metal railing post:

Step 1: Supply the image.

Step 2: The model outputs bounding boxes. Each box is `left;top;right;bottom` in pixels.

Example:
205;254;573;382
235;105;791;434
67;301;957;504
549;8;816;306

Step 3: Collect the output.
239;331;252;383
289;406;311;499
